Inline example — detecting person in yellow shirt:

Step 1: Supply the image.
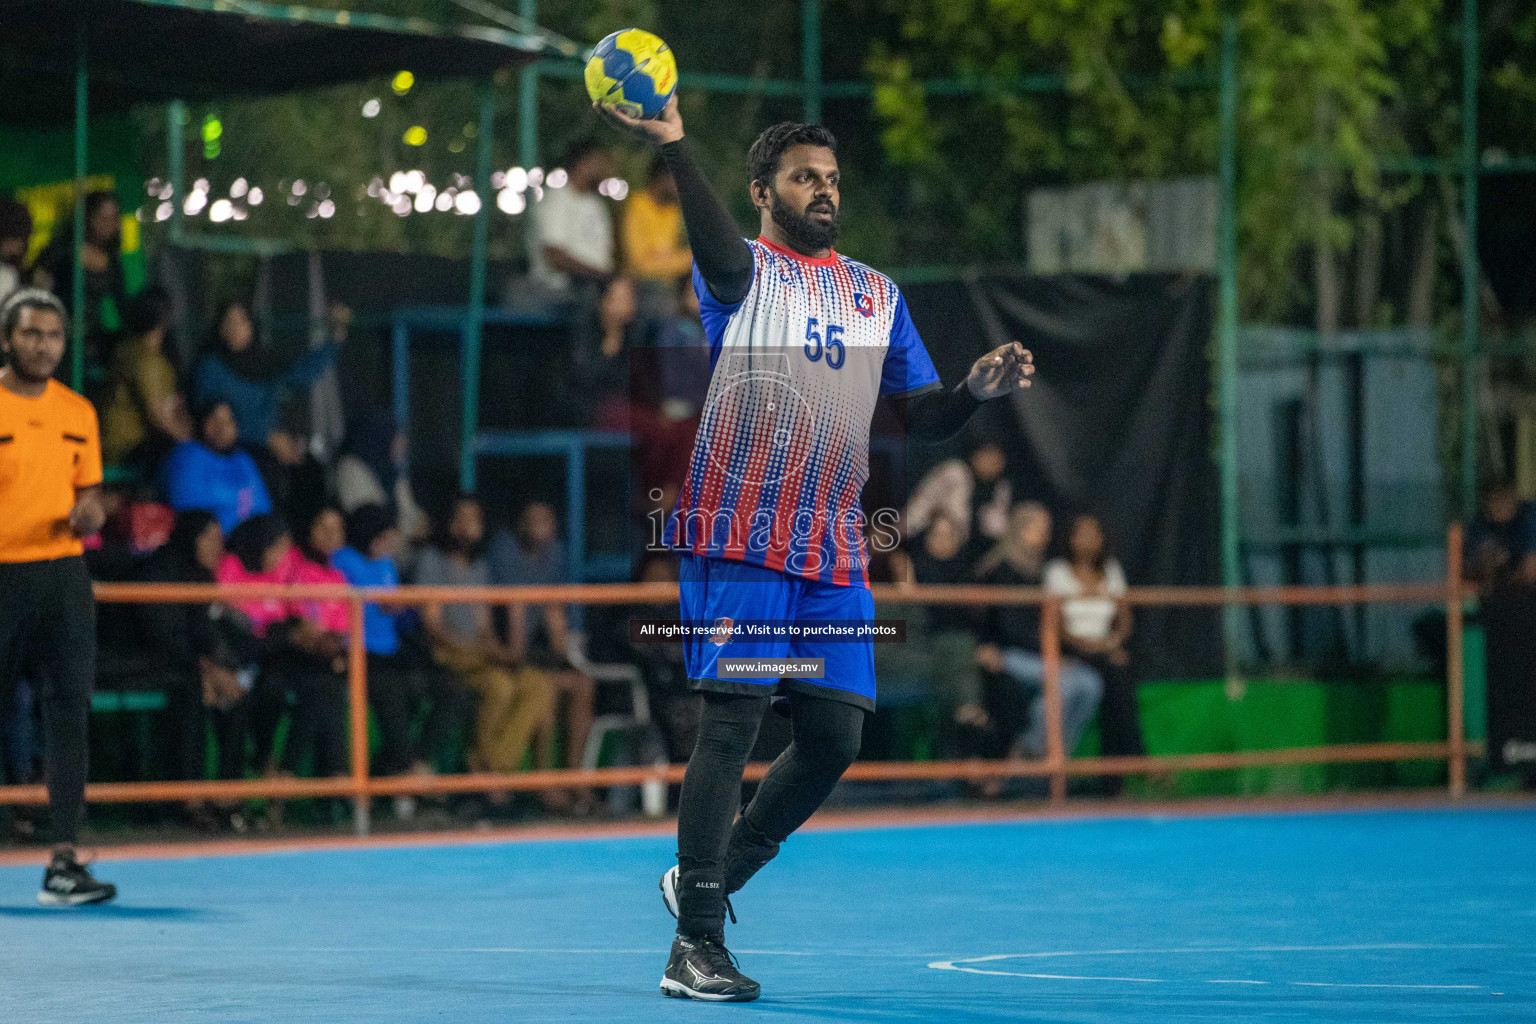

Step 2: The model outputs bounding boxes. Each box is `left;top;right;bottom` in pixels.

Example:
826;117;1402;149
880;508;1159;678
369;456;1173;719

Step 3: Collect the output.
0;288;116;906
101;286;192;469
621;155;694;317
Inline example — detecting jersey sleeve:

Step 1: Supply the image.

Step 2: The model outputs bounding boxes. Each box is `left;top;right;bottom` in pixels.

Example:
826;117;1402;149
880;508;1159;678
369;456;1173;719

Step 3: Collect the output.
880;292;941;397
692;255;754;344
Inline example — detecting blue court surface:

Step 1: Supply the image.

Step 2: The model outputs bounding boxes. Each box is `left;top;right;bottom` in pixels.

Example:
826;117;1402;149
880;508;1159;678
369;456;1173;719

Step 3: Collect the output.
2;806;1533;1023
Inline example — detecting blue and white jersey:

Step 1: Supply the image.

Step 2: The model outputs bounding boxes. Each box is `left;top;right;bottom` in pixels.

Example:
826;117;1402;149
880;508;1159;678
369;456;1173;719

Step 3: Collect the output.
662;236;941;587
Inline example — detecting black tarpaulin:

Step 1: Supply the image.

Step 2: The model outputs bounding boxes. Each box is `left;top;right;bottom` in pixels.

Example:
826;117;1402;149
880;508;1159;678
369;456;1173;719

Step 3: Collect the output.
901;273;1222;677
0;0;538;127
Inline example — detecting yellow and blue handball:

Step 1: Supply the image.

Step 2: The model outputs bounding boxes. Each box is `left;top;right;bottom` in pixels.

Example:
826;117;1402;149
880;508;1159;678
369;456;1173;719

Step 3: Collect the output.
584;29;677;119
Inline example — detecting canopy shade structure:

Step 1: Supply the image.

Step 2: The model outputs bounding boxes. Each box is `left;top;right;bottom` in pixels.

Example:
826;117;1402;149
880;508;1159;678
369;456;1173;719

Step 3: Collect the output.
0;0;541;128
0;0;542;449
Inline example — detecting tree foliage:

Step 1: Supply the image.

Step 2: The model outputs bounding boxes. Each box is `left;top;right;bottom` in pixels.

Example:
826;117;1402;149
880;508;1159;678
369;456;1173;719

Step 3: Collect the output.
867;0;1535;326
133;0;1534;329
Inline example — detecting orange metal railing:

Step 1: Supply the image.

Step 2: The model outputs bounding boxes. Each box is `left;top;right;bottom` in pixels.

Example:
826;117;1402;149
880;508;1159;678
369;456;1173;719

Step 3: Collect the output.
0;526;1472;833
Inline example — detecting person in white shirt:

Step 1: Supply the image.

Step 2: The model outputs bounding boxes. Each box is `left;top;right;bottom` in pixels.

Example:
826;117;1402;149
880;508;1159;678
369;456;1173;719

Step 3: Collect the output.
904;439;1012;552
333;410;430;573
1044;513;1144;768
529;143;617;295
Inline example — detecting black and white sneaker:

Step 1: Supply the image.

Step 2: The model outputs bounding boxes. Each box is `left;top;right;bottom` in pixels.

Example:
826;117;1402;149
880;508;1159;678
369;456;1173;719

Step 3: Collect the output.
661;933;760;1002
660;865;735;924
38;850;116;907
661;864;681;918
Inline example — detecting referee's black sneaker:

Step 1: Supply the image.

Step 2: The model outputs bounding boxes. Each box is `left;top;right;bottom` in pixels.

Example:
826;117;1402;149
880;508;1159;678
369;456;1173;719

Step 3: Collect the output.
38;849;116;907
661;933;760;1002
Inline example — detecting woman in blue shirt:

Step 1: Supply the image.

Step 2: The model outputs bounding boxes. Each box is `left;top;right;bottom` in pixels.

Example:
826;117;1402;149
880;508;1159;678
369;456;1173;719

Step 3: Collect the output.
192;299;345;449
162;400;272;533
333;503;471;783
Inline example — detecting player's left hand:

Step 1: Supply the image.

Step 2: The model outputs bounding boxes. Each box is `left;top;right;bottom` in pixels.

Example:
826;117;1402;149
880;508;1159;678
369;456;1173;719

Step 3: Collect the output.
593;93;685;146
965;341;1034;400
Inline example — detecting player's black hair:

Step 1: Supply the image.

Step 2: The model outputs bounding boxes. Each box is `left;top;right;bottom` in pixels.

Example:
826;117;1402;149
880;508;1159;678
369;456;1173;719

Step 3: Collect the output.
748;122;838;187
0;287;67;343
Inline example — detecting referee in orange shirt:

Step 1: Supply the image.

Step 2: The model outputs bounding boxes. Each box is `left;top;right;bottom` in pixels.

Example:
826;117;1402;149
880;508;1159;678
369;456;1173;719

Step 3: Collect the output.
0;289;115;905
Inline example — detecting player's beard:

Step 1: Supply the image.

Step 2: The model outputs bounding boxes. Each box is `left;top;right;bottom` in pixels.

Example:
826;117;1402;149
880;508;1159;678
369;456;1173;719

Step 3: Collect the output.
769;189;838;253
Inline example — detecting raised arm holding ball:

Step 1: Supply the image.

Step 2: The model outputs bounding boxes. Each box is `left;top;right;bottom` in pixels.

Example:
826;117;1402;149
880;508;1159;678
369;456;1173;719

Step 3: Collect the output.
595;50;1032;1004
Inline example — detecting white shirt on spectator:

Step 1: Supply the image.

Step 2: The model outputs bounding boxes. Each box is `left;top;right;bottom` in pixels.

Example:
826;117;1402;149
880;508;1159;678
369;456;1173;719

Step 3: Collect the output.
530;186;613;291
903;458;1011;547
0;264;19;310
334;455;430;542
1044;558;1127;642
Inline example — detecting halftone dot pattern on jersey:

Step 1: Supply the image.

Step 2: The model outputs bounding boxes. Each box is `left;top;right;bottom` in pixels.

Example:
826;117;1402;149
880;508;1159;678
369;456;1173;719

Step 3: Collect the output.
666;240;938;587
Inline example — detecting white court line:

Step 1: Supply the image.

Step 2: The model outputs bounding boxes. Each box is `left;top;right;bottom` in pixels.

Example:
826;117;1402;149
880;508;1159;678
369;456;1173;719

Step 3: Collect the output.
928;943;1507;990
941;943;1502;963
1292;982;1484;990
942;969;1164;983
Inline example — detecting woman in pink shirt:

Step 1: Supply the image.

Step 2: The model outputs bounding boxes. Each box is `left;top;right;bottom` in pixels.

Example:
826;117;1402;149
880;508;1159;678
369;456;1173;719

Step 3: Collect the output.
221;513;349;793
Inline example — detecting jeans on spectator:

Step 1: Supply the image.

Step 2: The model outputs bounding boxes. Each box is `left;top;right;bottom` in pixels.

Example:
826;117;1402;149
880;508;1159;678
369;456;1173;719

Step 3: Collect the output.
995;648;1104;758
368;651;473;775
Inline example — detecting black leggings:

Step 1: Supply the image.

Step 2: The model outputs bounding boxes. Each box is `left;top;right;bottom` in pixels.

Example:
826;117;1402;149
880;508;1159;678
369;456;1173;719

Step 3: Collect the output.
675;690;864;937
0;557;95;847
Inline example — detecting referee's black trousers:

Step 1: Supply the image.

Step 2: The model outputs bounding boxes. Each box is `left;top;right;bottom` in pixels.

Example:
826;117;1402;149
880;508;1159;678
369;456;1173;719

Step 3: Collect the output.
0;556;96;847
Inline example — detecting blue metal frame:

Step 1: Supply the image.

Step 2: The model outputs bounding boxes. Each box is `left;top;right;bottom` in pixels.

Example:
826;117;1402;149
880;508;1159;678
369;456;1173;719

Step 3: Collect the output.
389;303;563;446
474;429;631;581
391;306;631;579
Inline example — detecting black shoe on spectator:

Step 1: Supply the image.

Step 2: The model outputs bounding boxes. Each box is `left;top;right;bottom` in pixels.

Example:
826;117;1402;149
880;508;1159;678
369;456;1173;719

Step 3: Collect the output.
38;849;117;906
660;933;760;1002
